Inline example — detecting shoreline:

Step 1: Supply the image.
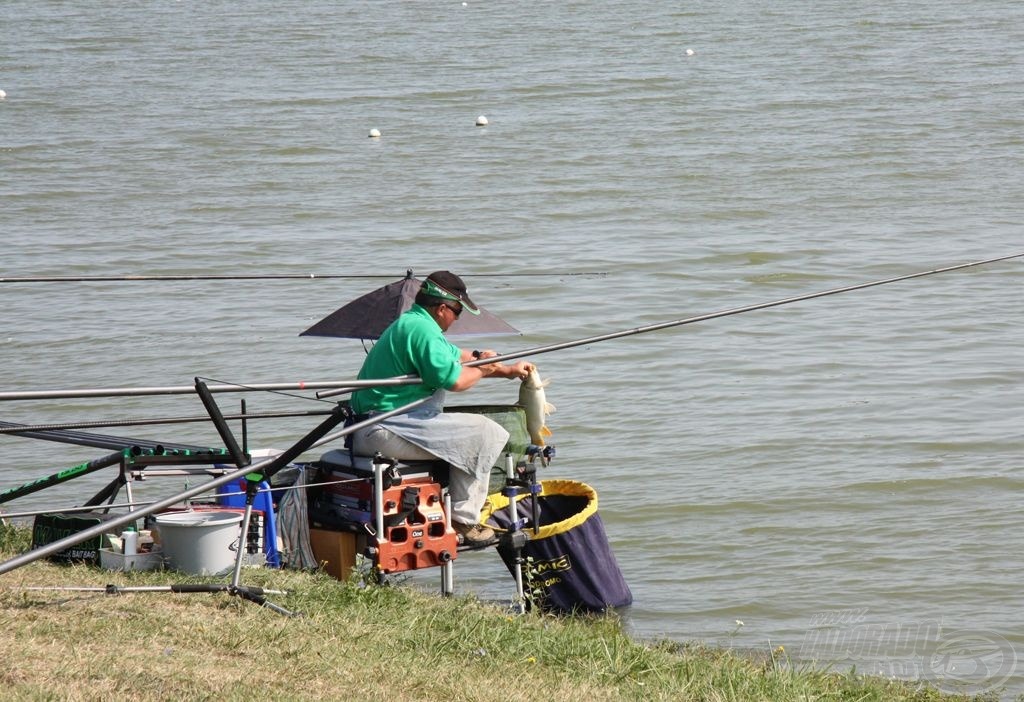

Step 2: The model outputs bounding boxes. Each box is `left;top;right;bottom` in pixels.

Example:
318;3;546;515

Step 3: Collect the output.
0;524;992;702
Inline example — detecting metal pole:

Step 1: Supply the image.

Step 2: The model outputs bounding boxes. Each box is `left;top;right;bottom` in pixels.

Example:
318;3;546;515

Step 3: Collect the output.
466;251;1024;368
0;377;420;403
0;409;334;435
193;378;248;470
229;501;256;590
0;272;603;284
442;490;455;597
504;452;527;614
373;457;386;544
315;252;1024;400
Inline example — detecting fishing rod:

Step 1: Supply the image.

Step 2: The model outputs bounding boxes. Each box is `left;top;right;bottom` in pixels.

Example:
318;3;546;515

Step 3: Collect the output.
466;251;1024;367
4;254;1018;406
314;252;1023;399
0;271;606;284
0;377;419;403
0;408;335;435
0;443;233;506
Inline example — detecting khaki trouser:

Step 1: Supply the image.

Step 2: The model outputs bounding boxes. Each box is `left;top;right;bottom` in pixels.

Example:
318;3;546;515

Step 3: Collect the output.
352;423;490;526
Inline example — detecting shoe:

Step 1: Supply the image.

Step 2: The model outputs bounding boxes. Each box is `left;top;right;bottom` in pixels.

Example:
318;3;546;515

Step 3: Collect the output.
453;521;495;546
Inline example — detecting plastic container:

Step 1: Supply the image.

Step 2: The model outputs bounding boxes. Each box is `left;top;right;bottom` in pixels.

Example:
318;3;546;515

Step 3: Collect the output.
153;511;243;576
99;548;162;572
121;528;138;555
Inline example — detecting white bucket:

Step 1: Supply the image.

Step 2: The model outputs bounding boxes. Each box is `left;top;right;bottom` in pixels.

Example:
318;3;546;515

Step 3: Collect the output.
154;511;243;576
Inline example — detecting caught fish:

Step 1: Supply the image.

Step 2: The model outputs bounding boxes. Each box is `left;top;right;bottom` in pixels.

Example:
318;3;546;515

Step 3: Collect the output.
518;367;555;446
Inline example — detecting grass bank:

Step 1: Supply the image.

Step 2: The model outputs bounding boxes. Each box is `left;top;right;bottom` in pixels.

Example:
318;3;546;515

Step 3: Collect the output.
0;524;995;702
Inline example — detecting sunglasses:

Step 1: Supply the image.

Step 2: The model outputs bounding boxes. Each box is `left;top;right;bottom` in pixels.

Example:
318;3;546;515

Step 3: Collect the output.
444;302;463;318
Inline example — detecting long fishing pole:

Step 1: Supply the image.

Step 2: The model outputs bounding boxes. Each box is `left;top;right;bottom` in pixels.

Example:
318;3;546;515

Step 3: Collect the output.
0;377;418;403
3;253;1018;406
1;499;160;520
314;252;1023;400
0;271;605;284
469;251;1024;367
0;409;335;435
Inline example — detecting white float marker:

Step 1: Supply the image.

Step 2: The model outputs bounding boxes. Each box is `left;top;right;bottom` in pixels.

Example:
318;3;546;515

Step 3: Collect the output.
476;115;488;126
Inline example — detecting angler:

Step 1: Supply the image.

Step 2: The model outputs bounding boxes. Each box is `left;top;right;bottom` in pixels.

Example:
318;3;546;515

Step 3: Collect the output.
346;271;533;547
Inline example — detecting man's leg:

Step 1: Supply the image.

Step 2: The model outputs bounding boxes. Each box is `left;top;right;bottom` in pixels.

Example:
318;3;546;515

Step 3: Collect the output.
352;424;437;460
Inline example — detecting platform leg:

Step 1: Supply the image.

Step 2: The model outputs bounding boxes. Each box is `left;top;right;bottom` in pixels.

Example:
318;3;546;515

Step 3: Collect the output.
442;490;455;596
124;477;135;512
372;455;386;545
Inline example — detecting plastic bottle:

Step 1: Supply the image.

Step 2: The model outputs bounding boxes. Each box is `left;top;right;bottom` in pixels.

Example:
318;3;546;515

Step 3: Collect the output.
122;527;138;556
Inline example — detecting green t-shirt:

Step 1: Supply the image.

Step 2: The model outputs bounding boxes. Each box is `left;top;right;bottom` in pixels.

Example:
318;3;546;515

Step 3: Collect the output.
350;304;462;413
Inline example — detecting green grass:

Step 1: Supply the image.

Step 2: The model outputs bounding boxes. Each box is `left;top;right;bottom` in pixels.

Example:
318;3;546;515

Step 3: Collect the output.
0;523;1001;701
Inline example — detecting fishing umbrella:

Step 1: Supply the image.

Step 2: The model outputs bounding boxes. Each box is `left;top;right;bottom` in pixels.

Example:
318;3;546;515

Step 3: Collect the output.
299;271;520;340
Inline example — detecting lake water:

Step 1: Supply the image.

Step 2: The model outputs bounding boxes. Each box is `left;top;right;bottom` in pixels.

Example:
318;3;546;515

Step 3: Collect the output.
2;1;1023;697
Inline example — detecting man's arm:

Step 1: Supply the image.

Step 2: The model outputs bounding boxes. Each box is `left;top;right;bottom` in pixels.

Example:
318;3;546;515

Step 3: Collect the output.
449;349;533;391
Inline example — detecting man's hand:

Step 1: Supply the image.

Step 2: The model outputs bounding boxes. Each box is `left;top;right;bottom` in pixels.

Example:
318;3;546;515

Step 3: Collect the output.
507;361;533;380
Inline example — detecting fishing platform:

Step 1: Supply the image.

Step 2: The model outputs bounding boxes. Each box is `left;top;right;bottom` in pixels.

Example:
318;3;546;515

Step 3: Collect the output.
8;255;1008;611
0;377;628;615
